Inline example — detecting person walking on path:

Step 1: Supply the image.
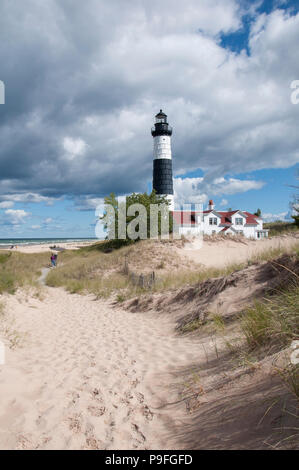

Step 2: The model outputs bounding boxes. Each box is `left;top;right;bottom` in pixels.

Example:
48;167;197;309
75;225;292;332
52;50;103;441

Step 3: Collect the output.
51;253;56;268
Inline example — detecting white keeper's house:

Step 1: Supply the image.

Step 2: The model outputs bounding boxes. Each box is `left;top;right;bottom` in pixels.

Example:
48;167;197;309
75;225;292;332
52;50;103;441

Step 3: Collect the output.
150;110;268;240
172;200;269;239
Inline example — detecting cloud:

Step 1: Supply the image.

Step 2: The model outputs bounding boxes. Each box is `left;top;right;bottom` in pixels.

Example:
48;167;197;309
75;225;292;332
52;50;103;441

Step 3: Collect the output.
174;178;207;207
0;1;298;202
74;197;105;212
204;178;265;195
262;211;290;222
220;198;229;207
174;176;264;206
31;224;41;230
3;209;30;225
0;201;14;209
63;137;88;160
0;193;57;205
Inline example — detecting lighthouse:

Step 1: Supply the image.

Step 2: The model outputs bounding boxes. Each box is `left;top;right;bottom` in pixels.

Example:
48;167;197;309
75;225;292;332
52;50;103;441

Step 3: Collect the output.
151;110;174;210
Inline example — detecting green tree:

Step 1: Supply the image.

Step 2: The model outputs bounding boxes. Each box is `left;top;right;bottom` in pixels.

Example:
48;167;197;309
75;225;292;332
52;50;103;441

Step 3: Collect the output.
291;197;299;226
254;208;262;217
101;191;173;245
290;174;299;226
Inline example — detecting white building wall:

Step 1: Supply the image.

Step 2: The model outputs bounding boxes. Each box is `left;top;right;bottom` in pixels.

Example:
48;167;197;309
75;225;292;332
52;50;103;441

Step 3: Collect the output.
174;211;267;239
201;213;222;235
153;136;172;160
256;218;263;229
243;226;256;238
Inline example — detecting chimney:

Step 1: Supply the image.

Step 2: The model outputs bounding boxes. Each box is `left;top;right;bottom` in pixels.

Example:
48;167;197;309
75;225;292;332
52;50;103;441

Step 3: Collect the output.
208;199;215;211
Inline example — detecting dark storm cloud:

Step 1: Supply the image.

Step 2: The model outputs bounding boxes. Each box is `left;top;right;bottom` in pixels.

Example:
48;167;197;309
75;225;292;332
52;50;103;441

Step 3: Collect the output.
0;0;299;204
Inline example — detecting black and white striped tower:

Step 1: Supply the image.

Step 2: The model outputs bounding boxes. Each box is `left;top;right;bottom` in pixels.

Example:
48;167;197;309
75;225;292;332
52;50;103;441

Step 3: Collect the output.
151;110;174;210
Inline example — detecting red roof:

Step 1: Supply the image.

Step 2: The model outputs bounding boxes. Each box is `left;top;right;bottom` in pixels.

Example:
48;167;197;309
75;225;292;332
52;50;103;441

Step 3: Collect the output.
171;209;259;226
217;210;237;226
243;211;259;225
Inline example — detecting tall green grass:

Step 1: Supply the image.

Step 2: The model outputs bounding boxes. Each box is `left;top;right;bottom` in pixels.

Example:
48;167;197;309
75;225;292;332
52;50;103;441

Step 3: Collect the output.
241;286;299;350
45;247;130;296
264;221;299;237
154;262;244;292
46;244;246;298
45;238;299;300
0;251;49;294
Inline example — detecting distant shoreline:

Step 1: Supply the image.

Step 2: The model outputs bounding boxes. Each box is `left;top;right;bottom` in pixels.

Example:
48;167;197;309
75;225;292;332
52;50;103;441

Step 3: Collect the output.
0;239;99;253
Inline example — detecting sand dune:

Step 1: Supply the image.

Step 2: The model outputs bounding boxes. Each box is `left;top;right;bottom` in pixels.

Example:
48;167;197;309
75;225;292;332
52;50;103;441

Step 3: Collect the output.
1;236;298;449
0;285;201;450
178;233;299;268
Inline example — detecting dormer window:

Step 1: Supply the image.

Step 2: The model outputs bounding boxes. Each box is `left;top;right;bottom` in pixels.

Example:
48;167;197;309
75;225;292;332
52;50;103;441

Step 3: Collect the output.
235;218;243;225
209;217;218;225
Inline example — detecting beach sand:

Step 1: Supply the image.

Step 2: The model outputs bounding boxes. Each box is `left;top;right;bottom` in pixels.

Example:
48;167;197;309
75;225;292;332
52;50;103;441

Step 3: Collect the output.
0;283;201;450
0;241;96;254
1;234;298;449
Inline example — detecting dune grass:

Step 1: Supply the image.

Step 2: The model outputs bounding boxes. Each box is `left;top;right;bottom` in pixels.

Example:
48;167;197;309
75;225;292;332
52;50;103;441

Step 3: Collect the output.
249;242;299;265
46;241;246;299
46;245;131;296
0;251;49;294
241;285;299;350
240;275;299;402
264;221;299;237
153;262;244;292
45;238;299;300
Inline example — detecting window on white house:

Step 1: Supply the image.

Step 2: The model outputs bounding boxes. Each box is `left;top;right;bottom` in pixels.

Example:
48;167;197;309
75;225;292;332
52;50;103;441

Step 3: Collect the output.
209;218;218;225
235;218;243;225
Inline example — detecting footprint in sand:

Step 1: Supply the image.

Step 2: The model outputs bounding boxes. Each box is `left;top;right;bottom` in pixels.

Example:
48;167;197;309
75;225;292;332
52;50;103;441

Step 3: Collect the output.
67;414;82;434
87;405;106;417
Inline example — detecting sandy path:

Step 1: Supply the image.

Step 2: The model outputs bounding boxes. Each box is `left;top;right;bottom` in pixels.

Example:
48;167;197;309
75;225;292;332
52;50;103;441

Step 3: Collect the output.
0;285;199;450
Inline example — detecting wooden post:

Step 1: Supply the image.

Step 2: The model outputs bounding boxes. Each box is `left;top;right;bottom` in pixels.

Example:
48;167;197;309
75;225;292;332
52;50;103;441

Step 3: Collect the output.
124;255;129;275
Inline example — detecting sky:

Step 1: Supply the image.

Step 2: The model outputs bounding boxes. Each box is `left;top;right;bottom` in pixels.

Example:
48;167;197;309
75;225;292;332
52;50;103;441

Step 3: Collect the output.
0;0;299;238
